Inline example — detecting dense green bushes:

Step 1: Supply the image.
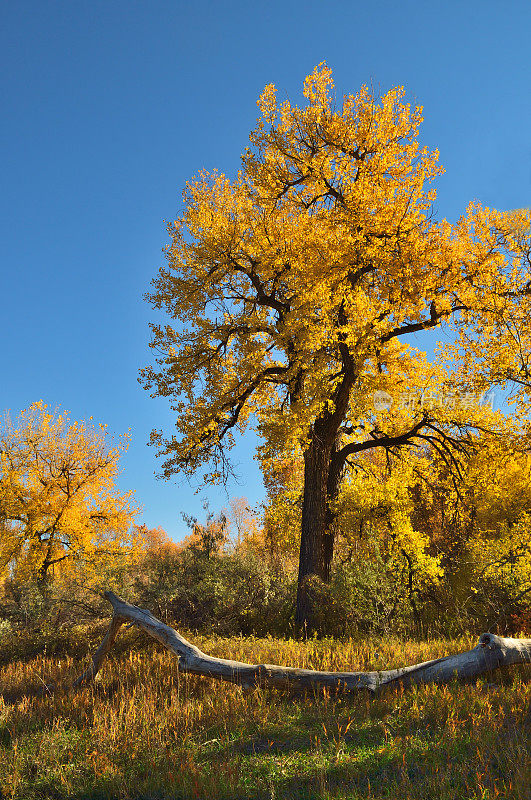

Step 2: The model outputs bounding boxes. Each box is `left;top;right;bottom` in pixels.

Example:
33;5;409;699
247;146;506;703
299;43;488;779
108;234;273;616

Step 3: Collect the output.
131;542;296;636
1;505;529;662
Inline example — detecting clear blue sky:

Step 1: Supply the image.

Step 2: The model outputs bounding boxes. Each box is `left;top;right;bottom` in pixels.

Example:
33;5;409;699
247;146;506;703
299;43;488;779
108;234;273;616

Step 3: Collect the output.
1;0;530;540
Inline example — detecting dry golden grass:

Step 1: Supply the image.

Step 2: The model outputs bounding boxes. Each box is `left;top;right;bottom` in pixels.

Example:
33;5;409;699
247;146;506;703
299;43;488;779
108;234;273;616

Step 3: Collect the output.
0;631;530;799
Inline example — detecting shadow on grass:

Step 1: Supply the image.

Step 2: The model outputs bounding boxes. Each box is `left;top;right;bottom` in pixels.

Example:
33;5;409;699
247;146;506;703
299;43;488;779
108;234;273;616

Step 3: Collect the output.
1;683;54;706
8;725;525;800
213;719;385;757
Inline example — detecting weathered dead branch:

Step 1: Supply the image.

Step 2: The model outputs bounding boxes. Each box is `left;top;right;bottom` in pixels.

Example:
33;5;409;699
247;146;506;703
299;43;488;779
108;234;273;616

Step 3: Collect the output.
70;591;531;693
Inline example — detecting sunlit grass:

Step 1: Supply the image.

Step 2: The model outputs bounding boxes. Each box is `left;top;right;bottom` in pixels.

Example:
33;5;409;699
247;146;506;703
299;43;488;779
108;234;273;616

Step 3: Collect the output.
0;631;530;798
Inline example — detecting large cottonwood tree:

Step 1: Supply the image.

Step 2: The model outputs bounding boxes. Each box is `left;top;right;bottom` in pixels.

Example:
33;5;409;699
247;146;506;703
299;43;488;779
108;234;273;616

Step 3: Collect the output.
141;65;531;630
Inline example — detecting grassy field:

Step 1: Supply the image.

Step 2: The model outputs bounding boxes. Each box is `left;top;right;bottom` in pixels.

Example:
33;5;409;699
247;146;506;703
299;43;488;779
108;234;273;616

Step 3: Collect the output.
0;631;530;799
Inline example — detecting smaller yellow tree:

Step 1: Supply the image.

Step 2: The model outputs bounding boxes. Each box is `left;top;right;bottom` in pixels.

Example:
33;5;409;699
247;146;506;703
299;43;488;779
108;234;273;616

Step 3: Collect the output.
0;402;138;587
228;496;263;549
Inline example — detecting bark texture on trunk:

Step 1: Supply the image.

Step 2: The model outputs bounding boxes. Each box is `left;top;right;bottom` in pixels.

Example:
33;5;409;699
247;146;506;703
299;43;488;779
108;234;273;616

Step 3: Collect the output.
296;435;346;629
296;436;332;630
323;445;344;582
66;592;531;694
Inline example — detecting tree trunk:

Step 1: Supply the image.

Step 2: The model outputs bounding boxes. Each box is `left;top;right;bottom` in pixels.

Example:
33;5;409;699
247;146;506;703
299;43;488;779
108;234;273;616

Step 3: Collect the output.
323;444;344;582
296;435;332;631
296;435;347;630
37;537;55;592
68;592;531;694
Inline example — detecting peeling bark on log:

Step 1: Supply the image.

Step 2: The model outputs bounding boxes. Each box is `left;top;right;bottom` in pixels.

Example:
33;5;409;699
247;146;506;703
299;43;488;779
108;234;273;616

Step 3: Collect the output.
72;592;531;694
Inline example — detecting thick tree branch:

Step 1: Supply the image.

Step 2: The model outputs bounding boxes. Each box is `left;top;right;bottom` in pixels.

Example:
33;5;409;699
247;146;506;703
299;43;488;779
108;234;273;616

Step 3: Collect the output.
379;302;468;344
336;416;428;469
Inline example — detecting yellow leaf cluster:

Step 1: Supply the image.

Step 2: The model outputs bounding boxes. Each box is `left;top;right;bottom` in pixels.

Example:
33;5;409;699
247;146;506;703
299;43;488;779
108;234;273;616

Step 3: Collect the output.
0;402;139;585
142;64;530;488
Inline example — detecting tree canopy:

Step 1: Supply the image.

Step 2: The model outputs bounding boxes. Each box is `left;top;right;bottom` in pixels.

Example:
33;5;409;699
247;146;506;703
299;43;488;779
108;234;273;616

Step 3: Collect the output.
0;402;138;587
142;64;531;629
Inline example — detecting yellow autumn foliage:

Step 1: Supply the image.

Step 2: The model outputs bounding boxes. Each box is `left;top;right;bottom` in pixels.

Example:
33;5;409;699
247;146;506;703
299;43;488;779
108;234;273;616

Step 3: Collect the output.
141;64;531;626
0;402;139;586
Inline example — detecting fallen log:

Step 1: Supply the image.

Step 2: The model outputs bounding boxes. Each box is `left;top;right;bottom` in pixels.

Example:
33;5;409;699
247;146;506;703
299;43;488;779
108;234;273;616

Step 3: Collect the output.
72;591;531;693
